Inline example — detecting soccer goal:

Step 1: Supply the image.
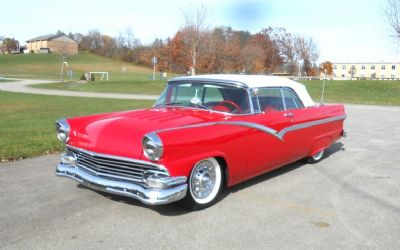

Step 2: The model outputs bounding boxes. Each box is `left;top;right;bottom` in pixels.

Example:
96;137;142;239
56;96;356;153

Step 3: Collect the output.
89;72;109;81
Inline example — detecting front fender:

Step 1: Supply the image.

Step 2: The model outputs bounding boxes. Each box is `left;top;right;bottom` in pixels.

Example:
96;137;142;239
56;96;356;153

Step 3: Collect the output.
153;123;251;186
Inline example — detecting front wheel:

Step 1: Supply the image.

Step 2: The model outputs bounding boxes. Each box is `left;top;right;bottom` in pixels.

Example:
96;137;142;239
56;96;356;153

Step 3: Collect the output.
180;158;223;210
306;149;325;164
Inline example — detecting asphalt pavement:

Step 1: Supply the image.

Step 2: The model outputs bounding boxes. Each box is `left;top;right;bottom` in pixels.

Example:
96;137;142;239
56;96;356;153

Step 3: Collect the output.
1;104;399;249
0;79;158;100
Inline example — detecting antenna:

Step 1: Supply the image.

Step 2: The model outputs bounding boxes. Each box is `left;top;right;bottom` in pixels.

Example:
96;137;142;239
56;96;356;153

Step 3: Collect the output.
320;69;326;104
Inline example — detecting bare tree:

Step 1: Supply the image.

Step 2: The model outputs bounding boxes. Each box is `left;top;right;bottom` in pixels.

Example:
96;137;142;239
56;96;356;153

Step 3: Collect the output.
294;36;319;76
0;35;4;55
72;33;84;44
384;0;400;37
124;27;140;50
180;3;208;75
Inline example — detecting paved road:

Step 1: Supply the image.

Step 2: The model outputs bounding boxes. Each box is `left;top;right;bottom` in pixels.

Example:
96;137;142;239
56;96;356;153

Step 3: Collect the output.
0;79;158;100
1;104;399;249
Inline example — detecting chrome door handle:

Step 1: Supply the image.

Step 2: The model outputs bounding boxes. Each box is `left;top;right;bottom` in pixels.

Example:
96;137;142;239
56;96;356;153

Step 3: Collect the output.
284;112;294;117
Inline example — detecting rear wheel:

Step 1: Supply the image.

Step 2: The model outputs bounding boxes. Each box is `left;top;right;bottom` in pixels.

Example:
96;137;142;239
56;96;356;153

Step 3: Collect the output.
306;149;325;164
180;158;223;210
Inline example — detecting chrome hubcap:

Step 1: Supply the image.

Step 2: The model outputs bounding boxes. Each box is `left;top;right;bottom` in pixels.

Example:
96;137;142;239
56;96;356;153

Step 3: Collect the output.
191;161;216;199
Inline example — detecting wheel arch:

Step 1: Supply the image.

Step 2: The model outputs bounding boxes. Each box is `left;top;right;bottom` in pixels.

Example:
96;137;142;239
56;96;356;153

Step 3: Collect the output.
215;156;230;187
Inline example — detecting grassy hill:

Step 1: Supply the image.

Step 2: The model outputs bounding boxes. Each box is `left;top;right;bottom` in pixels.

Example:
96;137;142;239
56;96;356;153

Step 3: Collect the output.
0;53;175;94
0;53;158;80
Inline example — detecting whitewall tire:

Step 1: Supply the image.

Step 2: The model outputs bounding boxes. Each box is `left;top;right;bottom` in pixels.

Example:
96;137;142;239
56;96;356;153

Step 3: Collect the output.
306;149;325;164
181;158;223;210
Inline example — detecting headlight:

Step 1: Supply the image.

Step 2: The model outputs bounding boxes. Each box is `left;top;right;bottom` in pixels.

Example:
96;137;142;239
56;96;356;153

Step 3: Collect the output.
142;132;163;161
55;119;70;143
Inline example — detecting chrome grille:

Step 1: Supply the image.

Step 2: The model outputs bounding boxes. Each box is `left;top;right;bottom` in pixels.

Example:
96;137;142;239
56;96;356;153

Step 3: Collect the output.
67;147;168;183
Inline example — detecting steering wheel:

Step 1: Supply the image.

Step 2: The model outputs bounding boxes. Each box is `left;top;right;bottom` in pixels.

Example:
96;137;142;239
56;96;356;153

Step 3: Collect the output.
218;100;242;113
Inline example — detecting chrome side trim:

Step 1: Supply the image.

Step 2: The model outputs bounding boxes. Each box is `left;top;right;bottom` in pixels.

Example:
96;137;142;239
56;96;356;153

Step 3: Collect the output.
56;163;187;205
66;145;169;175
277;114;347;139
220;121;279;138
155;114;346;141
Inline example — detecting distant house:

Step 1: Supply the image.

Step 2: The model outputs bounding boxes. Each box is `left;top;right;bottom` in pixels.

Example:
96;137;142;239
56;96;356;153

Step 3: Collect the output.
26;32;78;55
331;62;400;80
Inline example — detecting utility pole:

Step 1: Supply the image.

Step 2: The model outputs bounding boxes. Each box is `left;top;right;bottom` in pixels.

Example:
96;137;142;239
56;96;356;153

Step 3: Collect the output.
320;69;327;104
151;56;157;80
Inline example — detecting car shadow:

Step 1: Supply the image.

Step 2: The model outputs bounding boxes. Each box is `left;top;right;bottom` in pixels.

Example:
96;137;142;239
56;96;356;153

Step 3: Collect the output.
77;142;345;216
77;184;189;216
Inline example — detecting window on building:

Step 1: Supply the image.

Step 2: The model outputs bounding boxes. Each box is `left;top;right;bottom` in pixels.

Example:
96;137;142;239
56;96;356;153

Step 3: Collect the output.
351;65;355;69
342;65;346;70
391;75;395;79
361;65;365;70
392;65;396;70
333;65;337;69
342;74;345;78
333;74;337;78
371;65;375;70
381;74;385;79
360;74;365;78
381;65;386;70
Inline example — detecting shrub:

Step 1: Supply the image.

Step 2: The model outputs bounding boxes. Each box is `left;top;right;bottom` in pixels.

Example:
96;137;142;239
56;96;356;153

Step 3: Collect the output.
80;74;86;81
90;74;95;81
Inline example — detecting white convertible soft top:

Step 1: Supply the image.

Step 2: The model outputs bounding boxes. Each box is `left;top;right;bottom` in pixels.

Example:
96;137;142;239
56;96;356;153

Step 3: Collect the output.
172;74;316;107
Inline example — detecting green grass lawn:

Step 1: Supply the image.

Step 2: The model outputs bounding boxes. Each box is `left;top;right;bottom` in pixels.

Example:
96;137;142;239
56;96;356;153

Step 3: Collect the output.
300;80;400;106
33;78;167;95
0;91;153;161
0;53;171;81
0;79;15;83
35;78;400;106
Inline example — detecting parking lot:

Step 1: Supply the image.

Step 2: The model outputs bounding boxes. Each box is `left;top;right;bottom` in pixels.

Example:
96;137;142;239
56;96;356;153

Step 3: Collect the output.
1;104;399;249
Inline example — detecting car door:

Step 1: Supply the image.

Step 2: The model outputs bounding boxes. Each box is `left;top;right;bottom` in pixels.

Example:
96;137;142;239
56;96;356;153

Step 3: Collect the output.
240;87;293;177
279;87;313;161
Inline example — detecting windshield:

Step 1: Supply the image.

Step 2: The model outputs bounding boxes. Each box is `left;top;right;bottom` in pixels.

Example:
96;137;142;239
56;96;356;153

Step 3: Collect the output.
154;82;251;114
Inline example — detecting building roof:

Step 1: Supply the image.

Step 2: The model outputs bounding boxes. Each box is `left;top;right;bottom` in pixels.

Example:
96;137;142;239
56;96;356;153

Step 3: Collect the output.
26;33;67;42
170;74;315;107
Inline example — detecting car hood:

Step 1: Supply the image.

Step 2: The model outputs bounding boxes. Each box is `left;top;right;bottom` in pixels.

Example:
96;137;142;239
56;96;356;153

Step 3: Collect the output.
67;107;227;159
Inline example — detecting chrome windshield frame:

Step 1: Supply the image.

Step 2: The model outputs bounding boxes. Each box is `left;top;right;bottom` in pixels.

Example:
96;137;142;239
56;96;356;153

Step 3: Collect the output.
154;79;255;115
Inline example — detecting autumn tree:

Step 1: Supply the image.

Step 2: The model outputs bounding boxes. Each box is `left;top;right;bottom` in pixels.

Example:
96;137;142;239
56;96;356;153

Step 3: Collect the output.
166;31;191;73
100;35;117;57
180;4;208;75
71;26;319;77
1;38;19;54
320;61;333;75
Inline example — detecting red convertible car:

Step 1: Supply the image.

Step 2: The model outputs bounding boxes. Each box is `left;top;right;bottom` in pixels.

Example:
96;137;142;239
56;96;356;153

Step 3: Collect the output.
56;75;346;210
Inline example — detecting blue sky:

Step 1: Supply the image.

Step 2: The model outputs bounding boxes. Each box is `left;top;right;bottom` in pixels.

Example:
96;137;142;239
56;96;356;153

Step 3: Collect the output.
1;0;398;62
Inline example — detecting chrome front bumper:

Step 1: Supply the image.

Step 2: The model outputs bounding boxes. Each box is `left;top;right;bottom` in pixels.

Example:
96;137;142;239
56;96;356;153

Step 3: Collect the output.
56;163;188;205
